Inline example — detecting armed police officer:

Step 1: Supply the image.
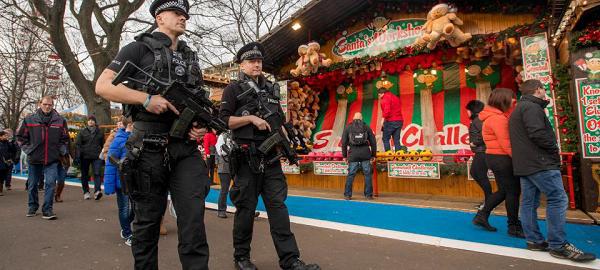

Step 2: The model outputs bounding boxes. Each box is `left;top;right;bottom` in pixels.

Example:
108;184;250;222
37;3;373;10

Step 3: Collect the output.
95;0;211;269
219;43;321;270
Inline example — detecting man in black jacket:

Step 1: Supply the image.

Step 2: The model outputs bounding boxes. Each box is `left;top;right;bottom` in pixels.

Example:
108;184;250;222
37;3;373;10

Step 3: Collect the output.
2;128;19;191
0;130;18;196
75;115;105;200
509;79;595;262
341;113;377;200
17;96;69;219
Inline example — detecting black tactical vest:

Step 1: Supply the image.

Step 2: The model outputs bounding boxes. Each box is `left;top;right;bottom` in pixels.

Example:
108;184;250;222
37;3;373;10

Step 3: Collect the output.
232;75;283;142
123;32;202;123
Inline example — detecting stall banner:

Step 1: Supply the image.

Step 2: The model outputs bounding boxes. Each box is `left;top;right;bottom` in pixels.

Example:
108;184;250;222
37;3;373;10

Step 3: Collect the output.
281;161;300;174
333;18;426;59
311;62;516;153
575;79;600;158
313;161;348;176
278;80;288;116
520;33;559;131
387;161;440;179
466;161;495;181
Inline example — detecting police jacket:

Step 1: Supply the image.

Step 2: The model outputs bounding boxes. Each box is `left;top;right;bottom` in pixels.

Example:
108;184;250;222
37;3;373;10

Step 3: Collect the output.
17;109;69;165
509;95;561;176
107;31;202;124
219;73;285;143
468;114;486;153
75;126;105;160
341;120;377;162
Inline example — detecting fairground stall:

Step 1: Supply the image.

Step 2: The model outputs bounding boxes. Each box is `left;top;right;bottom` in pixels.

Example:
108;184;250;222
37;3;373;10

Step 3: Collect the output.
243;0;593;208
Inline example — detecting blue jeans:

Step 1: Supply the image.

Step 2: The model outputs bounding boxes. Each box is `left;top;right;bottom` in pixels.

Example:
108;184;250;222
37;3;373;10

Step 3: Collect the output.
520;170;568;250
116;188;134;238
81;158;103;193
344;160;373;197
382;120;403;152
28;163;58;214
57;164;66;184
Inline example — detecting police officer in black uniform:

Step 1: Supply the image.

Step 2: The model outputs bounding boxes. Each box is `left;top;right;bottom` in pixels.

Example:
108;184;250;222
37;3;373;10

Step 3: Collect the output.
220;43;320;270
95;1;210;269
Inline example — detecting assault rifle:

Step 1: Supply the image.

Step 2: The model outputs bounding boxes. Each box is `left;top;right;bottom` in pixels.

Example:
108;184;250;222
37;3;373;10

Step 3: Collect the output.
112;61;227;138
257;123;299;166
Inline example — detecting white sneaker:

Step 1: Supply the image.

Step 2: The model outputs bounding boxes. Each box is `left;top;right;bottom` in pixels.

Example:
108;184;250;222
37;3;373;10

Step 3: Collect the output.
124;237;132;247
83;192;91;200
120;230;126;239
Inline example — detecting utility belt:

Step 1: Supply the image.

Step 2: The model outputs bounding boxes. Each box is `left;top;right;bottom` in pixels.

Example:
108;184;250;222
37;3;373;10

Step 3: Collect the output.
228;141;278;175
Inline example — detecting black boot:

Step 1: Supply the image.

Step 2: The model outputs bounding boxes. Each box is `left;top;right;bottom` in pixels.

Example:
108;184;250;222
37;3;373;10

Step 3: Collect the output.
508;222;526;238
287;259;321;270
472;210;497;232
234;258;257;270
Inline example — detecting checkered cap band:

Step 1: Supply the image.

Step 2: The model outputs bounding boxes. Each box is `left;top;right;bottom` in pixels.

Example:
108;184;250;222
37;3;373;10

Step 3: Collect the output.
155;0;187;16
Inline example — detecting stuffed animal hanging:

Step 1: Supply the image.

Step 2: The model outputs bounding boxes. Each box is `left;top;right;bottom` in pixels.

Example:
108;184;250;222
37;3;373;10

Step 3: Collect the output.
415;4;472;50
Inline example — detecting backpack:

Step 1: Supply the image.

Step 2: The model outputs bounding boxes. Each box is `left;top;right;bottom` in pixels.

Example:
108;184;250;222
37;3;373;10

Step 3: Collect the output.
348;122;368;146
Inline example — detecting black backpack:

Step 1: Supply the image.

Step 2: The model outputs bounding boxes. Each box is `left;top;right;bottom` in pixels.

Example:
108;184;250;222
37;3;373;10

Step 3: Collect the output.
348;121;368;146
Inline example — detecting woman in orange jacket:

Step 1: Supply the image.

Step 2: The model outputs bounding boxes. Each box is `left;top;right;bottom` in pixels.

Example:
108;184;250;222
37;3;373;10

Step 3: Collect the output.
472;88;524;238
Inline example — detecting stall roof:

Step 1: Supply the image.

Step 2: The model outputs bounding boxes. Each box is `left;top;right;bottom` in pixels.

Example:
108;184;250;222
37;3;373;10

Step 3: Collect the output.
258;0;370;72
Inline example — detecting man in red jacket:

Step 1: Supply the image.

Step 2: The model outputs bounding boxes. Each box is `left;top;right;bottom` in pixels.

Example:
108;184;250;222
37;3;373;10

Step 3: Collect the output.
203;128;217;183
378;88;404;151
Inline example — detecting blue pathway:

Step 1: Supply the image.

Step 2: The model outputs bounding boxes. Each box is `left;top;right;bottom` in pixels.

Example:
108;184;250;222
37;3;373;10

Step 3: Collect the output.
18;173;600;255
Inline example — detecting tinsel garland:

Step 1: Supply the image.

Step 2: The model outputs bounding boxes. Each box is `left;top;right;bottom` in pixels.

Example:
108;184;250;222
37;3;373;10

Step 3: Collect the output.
553;64;579;153
570;21;600;52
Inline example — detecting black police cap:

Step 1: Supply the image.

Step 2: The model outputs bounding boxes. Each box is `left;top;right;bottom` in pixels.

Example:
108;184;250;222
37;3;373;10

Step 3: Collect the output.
150;0;190;19
236;42;265;63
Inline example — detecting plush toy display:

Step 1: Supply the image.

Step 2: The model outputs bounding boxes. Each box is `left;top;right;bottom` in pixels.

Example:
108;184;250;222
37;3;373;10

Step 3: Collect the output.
291;42;332;77
415;3;472;50
287;82;320;143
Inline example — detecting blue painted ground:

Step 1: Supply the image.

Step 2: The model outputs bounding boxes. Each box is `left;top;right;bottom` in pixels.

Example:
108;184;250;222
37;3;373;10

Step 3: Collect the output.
18;173;600;255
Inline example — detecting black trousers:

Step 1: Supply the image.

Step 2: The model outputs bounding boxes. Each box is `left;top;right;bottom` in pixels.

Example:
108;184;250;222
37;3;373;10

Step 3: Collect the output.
218;173;232;211
470;152;492;202
206;155;215;182
128;130;210;270
483;154;521;225
230;155;300;269
80;158;102;193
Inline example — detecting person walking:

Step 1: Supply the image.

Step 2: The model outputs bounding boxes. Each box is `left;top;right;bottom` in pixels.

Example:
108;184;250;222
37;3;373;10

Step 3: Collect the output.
104;117;135;246
341;113;377;200
472;88;524;238
75;115;105;200
466;100;492;207
203;128;217;184
3;129;18;191
510;79;595;261
215;131;232;218
17;96;69;220
0;130;18;196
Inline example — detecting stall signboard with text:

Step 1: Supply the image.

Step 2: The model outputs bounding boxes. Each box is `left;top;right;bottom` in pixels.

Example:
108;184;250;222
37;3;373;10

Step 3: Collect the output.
313;161;348;176
575;79;600;158
281;161;300;174
387;161;440;179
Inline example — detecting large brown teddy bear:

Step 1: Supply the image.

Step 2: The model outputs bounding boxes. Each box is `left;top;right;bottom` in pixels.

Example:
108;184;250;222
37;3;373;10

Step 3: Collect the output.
290;45;310;77
307;42;332;73
422;4;472;50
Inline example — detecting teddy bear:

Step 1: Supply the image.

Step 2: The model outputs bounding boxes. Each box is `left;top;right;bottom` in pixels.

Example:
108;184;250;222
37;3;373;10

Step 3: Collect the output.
490;42;506;65
421;4;472;50
307;42;333;73
290;45;309;77
455;47;470;63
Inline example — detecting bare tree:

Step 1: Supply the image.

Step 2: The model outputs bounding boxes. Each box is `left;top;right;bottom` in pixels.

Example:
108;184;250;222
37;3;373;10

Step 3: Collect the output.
0;13;50;130
1;0;147;124
188;0;307;68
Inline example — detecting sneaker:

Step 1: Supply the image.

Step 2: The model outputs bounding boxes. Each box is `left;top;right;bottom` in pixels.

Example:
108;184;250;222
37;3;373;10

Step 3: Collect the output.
42;211;57;220
254;212;260;218
527;241;549;251
508;223;526;238
26;209;37;217
344;196;351;200
550;243;596;262
94;191;103;200
366;196;374;200
124;237;132;247
234;257;257;270
5;185;11;191
217;211;227;218
287;259;321;270
83;192;91;200
120;230;126;240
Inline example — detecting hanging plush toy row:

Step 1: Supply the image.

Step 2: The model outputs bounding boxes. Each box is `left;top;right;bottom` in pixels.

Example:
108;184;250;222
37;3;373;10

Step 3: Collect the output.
288;81;320;140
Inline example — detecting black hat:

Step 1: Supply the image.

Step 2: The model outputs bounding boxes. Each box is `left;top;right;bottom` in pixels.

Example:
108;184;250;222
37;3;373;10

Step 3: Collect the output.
150;0;190;19
87;115;97;122
236;42;265;63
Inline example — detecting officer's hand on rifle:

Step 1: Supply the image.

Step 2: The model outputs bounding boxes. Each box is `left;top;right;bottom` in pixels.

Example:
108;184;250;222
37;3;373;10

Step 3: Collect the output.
188;122;207;141
144;94;180;115
249;115;271;132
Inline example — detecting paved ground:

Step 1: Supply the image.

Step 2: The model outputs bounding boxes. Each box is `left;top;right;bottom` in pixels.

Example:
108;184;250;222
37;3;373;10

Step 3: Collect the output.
0;180;595;270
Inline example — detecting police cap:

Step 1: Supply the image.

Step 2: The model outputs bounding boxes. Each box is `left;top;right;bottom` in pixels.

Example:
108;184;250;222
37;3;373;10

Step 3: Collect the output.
150;0;190;19
236;42;265;63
